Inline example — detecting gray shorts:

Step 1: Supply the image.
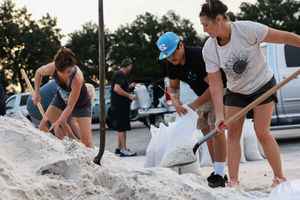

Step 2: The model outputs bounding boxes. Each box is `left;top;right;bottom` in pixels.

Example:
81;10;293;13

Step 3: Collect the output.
51;94;92;118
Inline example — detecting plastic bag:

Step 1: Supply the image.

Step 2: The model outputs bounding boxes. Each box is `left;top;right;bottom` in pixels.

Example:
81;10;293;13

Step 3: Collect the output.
269;180;300;200
243;119;264;161
160;106;200;173
134;84;151;109
144;125;159;167
144;123;170;167
130;99;139;110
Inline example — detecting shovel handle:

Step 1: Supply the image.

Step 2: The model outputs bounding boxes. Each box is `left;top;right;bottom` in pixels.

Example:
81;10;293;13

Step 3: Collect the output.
21;69;46;118
193;69;300;154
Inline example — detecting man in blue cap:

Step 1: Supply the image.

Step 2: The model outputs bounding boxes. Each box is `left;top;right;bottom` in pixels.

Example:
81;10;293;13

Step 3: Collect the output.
157;32;227;188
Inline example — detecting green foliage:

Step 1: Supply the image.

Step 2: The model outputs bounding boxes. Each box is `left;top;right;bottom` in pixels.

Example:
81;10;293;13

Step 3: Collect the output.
67;11;203;82
237;0;300;34
67;22;113;83
0;0;62;92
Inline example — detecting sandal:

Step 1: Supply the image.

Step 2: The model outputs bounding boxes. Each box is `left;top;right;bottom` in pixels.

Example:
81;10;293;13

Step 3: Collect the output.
271;177;287;188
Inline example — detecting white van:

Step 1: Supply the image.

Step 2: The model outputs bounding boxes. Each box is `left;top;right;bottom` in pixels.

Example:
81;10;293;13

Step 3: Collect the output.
261;43;300;130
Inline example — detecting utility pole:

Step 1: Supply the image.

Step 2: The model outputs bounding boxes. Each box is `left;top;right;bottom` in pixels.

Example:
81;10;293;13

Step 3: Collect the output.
94;0;106;165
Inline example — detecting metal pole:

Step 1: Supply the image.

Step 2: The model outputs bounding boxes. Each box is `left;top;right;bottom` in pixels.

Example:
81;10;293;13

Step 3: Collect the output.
94;0;106;165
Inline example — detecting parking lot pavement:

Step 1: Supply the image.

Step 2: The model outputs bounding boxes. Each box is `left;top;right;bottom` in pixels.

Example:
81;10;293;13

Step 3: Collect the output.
92;122;151;155
93;122;300;156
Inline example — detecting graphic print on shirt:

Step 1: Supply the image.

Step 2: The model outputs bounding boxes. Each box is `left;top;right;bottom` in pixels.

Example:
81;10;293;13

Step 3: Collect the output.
58;87;70;104
223;49;250;82
187;71;198;82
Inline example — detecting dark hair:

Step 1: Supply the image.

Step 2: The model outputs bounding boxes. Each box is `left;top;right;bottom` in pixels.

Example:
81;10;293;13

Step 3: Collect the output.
199;0;228;20
120;58;133;68
54;47;77;72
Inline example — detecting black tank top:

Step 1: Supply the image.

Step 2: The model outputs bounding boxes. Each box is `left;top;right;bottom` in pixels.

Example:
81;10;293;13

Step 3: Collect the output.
53;67;90;108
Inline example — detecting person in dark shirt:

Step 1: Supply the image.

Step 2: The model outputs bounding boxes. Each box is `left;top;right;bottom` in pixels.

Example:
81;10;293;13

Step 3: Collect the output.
156;32;227;188
110;58;137;157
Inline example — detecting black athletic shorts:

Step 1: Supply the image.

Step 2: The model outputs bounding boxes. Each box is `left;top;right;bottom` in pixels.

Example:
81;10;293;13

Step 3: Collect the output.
224;76;277;118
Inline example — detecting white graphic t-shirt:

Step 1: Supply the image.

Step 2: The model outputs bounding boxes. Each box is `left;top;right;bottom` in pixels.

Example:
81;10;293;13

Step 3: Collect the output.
203;21;273;95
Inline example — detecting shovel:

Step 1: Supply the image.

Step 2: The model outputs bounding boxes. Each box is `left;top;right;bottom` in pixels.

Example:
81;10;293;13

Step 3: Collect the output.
164;69;300;168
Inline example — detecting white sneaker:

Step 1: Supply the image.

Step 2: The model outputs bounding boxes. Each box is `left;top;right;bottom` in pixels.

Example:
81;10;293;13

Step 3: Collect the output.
120;149;137;157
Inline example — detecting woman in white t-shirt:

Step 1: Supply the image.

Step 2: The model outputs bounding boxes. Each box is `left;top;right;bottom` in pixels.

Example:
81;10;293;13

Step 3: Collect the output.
199;0;300;187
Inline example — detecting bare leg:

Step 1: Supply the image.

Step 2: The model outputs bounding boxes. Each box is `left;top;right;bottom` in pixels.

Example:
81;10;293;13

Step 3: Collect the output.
118;131;127;150
39;105;66;139
225;106;245;184
75;117;93;148
68;118;81;139
201;126;215;162
198;113;215;161
198;112;227;164
212;131;227;163
253;102;286;185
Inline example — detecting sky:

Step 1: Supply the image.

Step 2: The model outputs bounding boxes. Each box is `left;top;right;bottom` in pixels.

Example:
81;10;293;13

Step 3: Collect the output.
14;0;256;37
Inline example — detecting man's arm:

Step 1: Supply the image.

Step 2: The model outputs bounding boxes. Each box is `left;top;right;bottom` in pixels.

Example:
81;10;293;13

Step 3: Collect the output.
169;79;188;115
189;88;211;110
188;76;211;110
169;79;181;106
114;84;135;100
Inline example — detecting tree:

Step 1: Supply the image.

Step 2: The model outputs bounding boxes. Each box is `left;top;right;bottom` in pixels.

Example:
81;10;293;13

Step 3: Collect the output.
109;11;204;81
0;0;62;92
67;11;204;83
67;22;113;84
237;0;300;34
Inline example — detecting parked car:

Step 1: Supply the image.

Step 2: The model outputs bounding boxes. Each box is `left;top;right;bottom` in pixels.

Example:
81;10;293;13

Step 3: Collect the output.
5;93;30;118
261;43;300;130
92;86;111;123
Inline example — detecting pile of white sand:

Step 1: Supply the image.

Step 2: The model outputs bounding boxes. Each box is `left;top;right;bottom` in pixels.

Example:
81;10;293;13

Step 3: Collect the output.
0;116;269;200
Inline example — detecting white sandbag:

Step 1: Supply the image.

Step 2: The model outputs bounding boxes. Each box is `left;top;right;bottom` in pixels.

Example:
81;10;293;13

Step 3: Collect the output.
178;130;201;174
134;84;151;109
243;119;264;161
130;99;139;110
160;106;201;174
164;113;176;124
269;180;300;200
145;123;170;167
144;125;159;167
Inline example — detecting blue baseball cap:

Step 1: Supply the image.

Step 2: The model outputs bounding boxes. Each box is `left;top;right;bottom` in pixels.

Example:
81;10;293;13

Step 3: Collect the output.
156;32;180;60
